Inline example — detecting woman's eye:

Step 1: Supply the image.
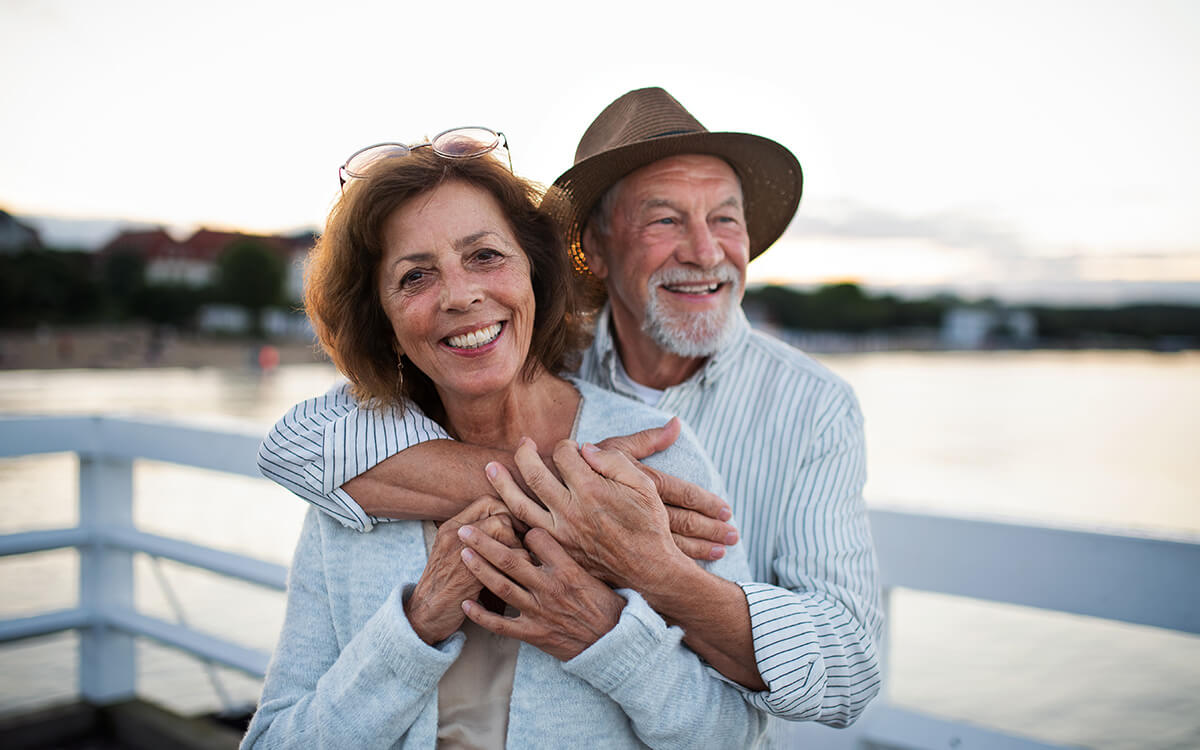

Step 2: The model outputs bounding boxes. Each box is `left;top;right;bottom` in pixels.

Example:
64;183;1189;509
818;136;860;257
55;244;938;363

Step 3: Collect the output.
399;270;426;288
474;248;503;262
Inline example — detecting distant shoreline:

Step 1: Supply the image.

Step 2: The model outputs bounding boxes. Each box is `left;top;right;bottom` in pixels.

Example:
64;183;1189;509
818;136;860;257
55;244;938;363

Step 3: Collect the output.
0;325;329;371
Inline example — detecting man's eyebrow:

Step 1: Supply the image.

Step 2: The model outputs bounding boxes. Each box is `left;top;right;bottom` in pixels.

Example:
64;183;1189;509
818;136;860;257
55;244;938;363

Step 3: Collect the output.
641;198;675;210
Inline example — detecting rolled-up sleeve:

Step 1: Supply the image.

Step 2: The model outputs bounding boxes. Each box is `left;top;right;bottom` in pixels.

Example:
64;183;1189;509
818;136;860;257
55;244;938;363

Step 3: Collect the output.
256;382;451;531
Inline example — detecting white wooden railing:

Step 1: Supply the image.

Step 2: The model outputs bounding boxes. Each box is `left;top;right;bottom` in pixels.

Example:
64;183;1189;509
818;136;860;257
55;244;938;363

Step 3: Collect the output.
1;415;1197;748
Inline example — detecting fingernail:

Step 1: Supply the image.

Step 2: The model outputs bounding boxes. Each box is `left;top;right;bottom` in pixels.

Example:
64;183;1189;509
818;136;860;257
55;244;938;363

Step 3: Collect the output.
485;463;498;479
519;436;534;449
460;548;475;562
719;505;732;521
581;442;599;455
710;545;725;560
725;530;738;545
458;525;474;541
461;601;473;614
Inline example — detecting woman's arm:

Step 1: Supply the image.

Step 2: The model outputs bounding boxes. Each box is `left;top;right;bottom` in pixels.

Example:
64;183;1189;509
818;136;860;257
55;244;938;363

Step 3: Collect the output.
241;509;462;749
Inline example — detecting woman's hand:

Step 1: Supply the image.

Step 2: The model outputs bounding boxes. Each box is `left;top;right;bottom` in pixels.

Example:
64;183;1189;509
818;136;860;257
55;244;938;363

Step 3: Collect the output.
457;526;625;661
404;497;524;646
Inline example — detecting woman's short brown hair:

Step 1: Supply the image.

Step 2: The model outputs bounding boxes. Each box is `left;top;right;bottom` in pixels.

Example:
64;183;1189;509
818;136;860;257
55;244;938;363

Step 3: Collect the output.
305;148;592;415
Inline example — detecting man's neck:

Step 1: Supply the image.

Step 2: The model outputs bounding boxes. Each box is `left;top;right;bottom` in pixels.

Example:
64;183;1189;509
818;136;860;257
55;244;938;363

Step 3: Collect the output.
609;318;707;391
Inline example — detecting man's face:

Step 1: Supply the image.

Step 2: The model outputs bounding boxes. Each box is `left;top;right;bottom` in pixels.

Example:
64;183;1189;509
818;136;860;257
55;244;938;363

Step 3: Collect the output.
584;154;750;359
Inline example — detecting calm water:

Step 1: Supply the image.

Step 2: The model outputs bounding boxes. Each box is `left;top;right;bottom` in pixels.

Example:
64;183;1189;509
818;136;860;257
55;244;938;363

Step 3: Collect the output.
1;350;1198;748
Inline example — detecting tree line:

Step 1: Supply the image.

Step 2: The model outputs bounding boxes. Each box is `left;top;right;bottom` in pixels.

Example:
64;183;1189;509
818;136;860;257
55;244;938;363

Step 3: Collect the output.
0;241;290;335
743;283;1200;345
3;245;1198;346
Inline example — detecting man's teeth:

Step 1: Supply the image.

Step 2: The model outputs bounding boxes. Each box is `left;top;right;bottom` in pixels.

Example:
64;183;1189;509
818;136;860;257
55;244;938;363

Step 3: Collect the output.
445;323;502;349
665;282;720;294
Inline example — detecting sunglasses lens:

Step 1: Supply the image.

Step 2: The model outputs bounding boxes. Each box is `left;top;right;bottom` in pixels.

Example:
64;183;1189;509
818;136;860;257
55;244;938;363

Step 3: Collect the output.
432;127;500;157
344;145;412;178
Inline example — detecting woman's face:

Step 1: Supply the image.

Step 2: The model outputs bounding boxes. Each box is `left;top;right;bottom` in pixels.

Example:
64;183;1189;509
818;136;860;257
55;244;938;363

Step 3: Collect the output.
378;180;536;406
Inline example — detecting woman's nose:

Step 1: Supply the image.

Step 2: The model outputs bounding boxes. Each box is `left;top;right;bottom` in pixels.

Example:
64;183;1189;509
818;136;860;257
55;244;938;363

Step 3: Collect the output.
440;268;483;311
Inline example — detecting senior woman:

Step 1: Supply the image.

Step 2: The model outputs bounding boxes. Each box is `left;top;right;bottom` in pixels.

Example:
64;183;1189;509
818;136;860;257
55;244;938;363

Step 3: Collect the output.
241;131;764;749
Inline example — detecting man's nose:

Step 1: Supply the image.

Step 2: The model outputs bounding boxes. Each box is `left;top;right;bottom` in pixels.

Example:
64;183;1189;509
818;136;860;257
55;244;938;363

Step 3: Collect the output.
676;221;724;268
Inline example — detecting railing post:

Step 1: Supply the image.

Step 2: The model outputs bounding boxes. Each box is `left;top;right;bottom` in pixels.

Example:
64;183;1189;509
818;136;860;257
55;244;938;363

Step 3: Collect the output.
78;452;136;703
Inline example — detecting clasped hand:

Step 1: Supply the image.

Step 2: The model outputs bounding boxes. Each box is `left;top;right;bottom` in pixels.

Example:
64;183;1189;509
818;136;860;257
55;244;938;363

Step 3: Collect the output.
484;436;688;592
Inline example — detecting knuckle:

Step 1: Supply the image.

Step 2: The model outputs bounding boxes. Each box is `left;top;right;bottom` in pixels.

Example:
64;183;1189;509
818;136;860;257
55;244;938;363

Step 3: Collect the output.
494;579;517;599
497;552;522;575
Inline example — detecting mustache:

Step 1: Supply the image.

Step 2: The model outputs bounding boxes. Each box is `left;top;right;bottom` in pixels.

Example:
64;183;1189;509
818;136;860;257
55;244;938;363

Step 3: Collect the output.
648;265;742;288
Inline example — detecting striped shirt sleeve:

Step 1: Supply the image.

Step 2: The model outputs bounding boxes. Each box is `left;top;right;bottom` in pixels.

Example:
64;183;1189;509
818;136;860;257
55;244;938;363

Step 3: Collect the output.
739;392;881;726
256;381;451;532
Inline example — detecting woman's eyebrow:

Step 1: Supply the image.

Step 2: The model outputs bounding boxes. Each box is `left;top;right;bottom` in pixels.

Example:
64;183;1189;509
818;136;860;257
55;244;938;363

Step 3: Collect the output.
453;230;505;250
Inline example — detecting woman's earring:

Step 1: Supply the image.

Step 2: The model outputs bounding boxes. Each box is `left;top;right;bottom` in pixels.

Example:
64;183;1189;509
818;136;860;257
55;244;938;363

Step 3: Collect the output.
395;354;404;392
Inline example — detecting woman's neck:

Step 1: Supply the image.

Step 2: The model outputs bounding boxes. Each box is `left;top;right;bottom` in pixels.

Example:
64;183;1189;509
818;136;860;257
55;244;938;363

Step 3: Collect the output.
439;369;580;451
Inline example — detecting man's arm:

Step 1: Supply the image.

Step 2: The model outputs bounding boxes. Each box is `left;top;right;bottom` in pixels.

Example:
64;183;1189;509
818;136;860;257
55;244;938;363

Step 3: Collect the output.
256;381;457;530
486;407;884;726
736;397;882;726
259;387;737;553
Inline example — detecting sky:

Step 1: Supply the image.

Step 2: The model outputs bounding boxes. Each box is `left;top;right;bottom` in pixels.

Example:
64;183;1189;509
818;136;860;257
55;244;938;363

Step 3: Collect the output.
2;0;1199;304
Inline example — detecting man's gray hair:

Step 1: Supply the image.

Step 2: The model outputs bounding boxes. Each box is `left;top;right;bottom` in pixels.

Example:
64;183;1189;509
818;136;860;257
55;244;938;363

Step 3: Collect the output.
586;178;625;238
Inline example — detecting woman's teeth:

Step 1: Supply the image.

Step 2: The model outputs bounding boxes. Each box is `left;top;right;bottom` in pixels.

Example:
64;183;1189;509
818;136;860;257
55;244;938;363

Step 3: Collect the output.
445;323;502;349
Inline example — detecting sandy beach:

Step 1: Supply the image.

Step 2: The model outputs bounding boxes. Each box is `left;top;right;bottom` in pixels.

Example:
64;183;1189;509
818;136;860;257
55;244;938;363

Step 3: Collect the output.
0;325;327;371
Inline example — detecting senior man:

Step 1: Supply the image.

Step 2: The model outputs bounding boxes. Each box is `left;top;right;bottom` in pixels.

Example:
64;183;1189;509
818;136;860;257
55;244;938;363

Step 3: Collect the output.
259;87;882;739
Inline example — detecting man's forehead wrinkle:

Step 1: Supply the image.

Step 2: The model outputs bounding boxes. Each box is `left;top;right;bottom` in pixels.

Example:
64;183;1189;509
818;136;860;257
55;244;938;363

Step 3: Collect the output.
632;194;744;214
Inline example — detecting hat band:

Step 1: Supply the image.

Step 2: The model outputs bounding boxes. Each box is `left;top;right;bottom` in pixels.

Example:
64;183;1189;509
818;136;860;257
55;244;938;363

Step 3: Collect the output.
648;128;701;139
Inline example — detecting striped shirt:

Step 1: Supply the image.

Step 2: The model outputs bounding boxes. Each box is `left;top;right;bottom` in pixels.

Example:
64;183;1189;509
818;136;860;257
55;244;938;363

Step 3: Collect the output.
257;307;882;730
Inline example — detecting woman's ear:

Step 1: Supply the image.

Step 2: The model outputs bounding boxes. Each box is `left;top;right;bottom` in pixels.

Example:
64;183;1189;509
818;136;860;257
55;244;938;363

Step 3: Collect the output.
581;225;608;280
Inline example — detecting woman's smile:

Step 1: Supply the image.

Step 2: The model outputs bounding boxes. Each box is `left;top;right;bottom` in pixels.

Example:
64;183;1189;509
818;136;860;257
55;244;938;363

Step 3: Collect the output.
443;321;504;351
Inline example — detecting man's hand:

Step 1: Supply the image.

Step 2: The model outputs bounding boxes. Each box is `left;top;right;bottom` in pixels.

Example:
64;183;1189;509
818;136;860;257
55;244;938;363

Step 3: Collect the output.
457;526;625;661
485;438;685;591
597;418;738;561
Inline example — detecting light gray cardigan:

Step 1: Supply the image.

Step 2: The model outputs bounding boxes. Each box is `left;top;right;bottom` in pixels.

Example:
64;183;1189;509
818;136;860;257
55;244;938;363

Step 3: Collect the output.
242;379;766;749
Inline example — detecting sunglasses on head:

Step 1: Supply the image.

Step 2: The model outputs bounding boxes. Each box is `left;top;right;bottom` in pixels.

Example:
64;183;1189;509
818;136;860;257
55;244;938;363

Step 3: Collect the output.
338;126;511;189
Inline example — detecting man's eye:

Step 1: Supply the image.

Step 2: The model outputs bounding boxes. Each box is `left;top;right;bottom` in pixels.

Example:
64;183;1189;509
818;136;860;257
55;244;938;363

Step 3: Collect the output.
653;217;676;226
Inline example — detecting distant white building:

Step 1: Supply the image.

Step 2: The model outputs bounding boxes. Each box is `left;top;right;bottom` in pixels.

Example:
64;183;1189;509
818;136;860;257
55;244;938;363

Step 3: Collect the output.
99;228;312;302
941;306;1037;349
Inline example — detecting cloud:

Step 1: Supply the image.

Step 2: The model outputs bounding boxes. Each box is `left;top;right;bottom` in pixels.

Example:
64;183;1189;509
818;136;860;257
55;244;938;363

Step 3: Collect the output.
788;200;1029;259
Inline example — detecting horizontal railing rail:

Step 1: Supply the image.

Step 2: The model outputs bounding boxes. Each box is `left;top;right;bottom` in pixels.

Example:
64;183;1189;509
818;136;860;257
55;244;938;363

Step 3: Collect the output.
2;414;1197;748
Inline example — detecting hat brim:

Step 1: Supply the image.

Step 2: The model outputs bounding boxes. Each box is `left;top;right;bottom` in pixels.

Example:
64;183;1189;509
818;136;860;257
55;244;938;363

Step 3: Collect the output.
544;131;803;273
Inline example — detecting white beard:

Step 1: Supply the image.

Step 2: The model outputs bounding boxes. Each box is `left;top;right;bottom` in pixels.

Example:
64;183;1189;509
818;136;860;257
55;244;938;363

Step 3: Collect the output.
642;266;742;358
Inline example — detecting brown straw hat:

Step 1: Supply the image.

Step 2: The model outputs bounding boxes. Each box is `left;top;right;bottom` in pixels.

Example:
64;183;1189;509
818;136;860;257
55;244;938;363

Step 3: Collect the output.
545;87;803;272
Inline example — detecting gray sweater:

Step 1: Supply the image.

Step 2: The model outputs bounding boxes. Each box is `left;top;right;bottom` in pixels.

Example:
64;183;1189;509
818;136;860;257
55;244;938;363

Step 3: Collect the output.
242;378;766;749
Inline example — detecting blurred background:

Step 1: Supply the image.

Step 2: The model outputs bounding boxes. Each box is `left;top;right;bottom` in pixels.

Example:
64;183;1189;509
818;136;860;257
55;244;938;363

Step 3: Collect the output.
1;1;1198;748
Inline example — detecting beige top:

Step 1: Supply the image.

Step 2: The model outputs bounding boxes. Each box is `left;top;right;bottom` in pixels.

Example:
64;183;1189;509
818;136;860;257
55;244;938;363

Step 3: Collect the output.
423;521;520;749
